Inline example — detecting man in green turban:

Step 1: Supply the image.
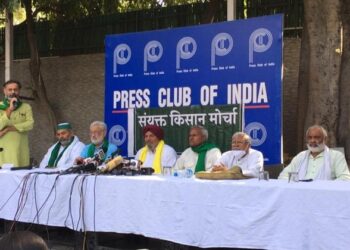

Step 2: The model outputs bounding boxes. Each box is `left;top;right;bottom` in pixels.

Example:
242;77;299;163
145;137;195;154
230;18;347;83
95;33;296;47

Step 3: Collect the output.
39;123;85;169
0;80;34;167
175;126;221;173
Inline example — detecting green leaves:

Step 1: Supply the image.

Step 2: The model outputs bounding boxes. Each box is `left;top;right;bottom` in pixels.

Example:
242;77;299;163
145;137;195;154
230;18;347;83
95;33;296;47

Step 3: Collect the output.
1;0;21;12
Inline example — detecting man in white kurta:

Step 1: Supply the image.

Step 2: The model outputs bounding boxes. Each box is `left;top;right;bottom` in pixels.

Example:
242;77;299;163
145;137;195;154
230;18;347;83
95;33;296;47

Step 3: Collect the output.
278;125;350;180
40;123;85;169
135;125;177;173
213;132;263;177
175;126;221;172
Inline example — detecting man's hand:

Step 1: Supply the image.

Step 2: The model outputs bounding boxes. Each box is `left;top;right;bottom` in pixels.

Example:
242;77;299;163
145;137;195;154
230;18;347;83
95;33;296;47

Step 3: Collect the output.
74;157;84;165
9;97;18;110
5;97;18;118
212;164;228;172
0;128;8;138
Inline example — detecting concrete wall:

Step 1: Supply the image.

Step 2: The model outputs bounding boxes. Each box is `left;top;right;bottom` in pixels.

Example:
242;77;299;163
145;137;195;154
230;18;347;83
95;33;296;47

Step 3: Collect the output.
0;38;301;164
0;54;105;164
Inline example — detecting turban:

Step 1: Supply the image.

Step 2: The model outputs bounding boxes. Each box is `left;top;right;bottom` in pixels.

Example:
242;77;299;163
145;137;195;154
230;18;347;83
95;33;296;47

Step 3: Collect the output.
143;125;164;140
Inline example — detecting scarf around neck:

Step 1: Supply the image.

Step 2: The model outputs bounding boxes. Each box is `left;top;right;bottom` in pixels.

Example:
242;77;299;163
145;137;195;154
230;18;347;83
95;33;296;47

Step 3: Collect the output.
0;97;22;111
191;142;217;173
87;139;109;161
297;146;331;180
47;136;75;168
140;140;165;174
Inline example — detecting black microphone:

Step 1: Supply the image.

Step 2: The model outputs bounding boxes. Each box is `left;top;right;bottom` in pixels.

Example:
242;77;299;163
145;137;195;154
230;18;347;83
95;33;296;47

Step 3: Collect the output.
62;149;105;174
19;95;35;101
12;98;19;109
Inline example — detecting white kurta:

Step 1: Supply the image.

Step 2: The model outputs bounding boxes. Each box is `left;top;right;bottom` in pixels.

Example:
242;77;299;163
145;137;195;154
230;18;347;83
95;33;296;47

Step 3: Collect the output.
39;136;85;169
135;144;178;168
174;147;221;172
216;148;264;177
278;149;350;180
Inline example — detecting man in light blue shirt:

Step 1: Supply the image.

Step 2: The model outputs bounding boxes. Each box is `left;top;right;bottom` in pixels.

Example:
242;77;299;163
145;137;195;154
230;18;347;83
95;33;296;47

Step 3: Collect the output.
76;121;118;163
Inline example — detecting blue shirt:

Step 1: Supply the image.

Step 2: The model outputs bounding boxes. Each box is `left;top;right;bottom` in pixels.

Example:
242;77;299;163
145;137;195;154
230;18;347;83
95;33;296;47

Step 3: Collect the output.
80;142;118;161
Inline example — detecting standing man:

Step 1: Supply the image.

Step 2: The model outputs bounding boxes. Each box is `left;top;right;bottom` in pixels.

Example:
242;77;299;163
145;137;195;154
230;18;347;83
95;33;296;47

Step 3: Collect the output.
278;125;350;180
77;121;118;162
135;125;177;173
175;126;221;173
0;80;34;167
39;122;85;169
213;132;264;177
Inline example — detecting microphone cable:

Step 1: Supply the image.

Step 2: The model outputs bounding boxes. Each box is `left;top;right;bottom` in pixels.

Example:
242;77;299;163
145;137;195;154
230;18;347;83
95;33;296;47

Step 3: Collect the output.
64;174;81;230
93;173;98;232
11;172;35;231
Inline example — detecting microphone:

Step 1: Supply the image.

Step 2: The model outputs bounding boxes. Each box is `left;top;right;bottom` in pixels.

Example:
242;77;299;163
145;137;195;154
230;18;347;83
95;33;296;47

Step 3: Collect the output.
95;149;105;165
19;95;35;101
13;99;19;109
63;149;106;174
98;156;123;173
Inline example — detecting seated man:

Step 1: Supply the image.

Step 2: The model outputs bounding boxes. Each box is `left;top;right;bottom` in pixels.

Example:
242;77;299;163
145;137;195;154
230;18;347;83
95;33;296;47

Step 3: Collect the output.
40;122;85;169
175;126;221;173
135;125;177;174
78;121;118;163
278;125;350;180
213;132;263;177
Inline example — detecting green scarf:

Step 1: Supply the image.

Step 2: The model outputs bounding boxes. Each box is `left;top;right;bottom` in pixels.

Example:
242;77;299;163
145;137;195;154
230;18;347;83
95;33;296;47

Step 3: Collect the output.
47;136;75;168
87;139;109;161
191;142;218;173
0;97;22;111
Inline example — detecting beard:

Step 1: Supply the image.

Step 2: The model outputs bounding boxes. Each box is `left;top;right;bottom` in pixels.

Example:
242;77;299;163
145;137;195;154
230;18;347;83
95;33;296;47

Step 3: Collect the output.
146;142;157;151
231;149;247;158
60;139;71;146
307;143;325;153
91;137;104;145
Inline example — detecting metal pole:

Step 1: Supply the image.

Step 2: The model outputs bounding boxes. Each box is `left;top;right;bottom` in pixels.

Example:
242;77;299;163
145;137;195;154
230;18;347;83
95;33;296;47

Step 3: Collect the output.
227;0;236;21
5;9;14;81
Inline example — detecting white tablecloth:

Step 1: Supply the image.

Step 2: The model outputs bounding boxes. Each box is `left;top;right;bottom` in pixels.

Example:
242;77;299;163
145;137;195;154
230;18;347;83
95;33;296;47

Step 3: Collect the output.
1;169;350;250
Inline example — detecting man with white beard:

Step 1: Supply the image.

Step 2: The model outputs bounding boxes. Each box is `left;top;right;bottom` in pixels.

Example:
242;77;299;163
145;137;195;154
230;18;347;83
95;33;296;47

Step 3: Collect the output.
212;132;264;177
278;125;350;180
76;121;118;164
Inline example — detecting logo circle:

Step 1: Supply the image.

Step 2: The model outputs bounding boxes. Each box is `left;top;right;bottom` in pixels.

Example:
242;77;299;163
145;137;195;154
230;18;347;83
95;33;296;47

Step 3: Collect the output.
178;37;197;59
251;28;273;53
108;125;127;146
145;40;163;62
213;33;233;56
244;122;267;147
115;44;131;65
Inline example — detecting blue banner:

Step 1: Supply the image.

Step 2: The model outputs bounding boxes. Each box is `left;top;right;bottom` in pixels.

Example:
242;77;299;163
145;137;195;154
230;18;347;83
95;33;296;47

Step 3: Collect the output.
105;14;283;165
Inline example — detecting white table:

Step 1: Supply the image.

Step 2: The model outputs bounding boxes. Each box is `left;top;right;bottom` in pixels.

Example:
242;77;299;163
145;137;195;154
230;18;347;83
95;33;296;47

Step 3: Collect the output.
1;169;350;250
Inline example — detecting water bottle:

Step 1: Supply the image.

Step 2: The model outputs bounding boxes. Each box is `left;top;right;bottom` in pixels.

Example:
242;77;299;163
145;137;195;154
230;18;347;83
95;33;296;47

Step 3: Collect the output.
185;168;194;178
174;168;194;178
